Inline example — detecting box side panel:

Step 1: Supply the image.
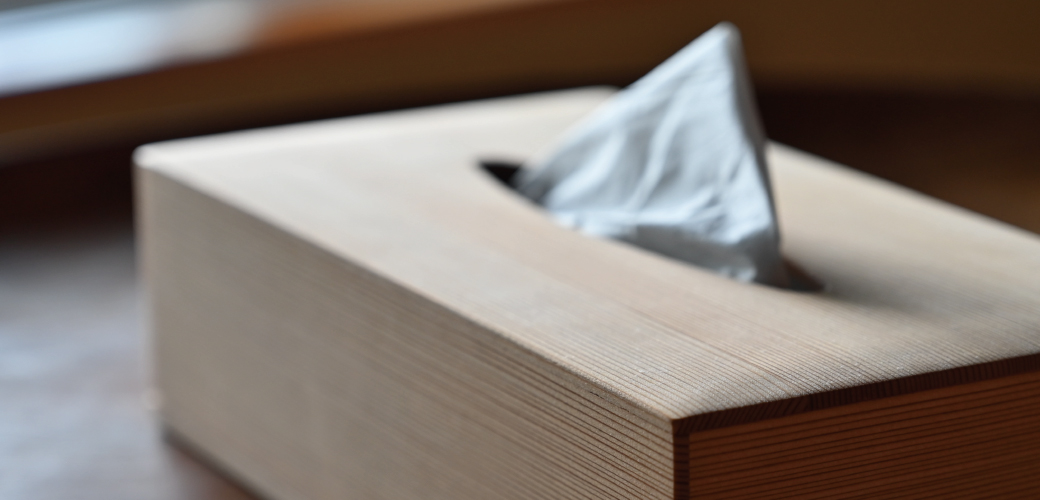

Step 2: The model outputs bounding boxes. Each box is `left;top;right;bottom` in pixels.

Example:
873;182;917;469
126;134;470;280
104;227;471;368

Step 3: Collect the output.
686;370;1040;498
140;89;1040;429
140;170;676;500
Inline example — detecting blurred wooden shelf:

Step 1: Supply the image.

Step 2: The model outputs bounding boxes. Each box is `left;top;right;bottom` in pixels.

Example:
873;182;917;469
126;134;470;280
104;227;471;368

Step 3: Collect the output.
4;0;1040;167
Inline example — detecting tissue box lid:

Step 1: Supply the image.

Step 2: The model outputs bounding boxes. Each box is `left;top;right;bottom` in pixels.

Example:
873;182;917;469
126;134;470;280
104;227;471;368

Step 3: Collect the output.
136;88;1040;428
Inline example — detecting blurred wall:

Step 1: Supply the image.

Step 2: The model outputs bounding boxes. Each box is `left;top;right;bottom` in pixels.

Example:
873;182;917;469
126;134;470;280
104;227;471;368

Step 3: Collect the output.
2;0;1038;231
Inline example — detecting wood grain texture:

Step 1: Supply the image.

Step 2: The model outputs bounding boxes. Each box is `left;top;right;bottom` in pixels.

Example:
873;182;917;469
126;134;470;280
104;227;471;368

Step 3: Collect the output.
685;371;1040;498
137;88;1040;498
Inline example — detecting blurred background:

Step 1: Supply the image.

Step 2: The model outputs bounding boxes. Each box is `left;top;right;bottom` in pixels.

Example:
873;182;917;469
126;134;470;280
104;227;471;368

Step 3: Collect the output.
2;0;1039;498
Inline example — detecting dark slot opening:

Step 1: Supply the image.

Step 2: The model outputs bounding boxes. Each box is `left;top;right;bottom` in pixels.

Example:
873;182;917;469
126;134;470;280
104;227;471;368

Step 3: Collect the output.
479;159;524;188
477;159;822;292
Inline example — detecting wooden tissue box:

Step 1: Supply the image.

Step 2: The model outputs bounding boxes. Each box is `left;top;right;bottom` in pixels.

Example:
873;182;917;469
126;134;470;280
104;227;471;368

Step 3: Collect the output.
136;88;1040;499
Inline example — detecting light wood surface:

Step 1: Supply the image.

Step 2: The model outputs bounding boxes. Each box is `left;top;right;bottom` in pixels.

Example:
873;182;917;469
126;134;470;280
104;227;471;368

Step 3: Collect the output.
137;88;1040;498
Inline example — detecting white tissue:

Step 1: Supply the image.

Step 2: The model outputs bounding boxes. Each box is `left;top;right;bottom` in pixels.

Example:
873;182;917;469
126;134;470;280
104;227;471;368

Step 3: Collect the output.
514;23;789;287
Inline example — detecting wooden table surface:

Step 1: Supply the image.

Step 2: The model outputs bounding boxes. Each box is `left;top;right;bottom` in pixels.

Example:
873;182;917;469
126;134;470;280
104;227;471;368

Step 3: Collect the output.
0;213;257;500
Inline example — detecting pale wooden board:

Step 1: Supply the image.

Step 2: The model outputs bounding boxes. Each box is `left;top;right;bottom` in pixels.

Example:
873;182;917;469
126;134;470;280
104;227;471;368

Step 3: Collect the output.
139;144;676;499
138;88;1040;498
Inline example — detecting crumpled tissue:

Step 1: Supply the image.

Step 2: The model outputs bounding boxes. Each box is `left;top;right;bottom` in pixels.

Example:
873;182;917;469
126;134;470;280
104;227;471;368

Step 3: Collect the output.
514;23;791;287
